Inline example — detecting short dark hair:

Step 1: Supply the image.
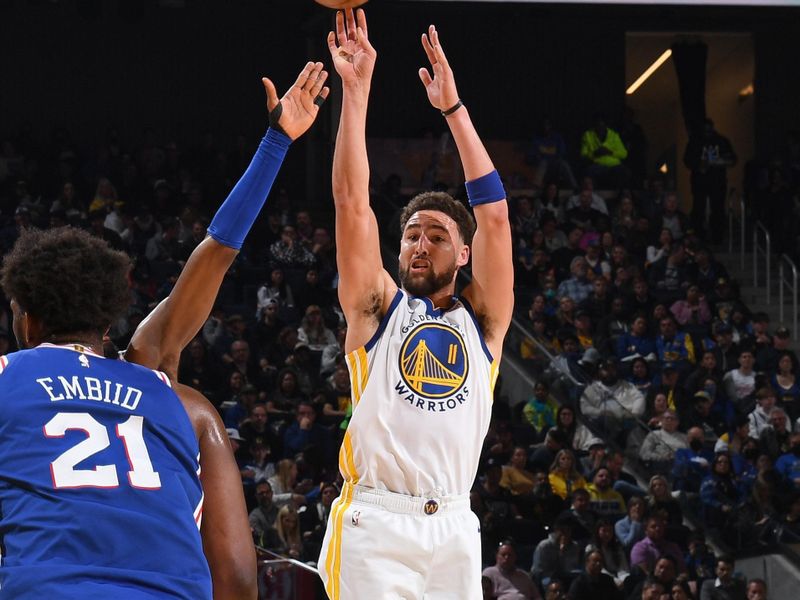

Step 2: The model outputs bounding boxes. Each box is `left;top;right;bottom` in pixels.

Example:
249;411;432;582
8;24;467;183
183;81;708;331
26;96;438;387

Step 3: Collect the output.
399;191;476;246
2;227;131;336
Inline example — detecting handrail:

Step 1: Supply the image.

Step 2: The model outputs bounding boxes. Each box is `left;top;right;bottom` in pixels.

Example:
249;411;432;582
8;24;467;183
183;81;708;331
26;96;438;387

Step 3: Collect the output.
780;254;799;341
754;221;772;305
256;546;319;575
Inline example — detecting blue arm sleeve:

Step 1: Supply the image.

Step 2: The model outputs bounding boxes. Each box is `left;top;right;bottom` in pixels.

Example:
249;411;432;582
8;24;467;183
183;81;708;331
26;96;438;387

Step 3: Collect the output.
207;127;291;250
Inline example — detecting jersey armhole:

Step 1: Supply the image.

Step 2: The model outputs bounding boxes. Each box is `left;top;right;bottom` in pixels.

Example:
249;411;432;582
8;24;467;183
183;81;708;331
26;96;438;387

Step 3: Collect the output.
457;295;494;363
152;369;173;388
363;288;404;353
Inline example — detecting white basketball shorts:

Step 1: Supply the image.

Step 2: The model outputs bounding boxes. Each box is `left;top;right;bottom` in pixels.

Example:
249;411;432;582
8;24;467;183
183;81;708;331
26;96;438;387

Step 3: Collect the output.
318;483;482;600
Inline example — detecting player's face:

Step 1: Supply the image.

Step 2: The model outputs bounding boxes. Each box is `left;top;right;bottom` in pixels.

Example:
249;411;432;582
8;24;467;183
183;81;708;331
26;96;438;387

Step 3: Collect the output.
399;211;468;298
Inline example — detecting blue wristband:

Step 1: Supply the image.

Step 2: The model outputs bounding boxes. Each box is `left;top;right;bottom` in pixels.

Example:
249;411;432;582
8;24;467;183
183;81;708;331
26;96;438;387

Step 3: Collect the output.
465;170;505;207
207;127;291;250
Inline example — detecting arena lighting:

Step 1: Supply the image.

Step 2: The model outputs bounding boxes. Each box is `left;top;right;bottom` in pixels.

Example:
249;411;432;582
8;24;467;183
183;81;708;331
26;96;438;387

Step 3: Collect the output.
626;49;672;95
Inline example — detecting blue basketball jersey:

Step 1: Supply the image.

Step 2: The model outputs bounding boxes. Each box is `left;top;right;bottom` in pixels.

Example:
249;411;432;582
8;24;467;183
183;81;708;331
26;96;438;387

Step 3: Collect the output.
0;344;212;599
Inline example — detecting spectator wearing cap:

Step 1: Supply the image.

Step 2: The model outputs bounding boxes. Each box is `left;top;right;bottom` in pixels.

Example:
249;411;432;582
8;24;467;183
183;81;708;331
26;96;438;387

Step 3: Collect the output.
296;304;336;352
756;326;798;374
586;466;626;520
682;390;726;444
531;516;582;589
579;438;607;475
580;358;645;439
722;348;758;414
557;257;594;305
655;315;695;373
482;540;541;600
640;410;689;468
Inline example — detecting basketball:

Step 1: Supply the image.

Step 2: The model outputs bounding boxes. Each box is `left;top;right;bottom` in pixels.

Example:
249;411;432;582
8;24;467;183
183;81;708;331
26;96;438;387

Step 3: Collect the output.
314;0;369;9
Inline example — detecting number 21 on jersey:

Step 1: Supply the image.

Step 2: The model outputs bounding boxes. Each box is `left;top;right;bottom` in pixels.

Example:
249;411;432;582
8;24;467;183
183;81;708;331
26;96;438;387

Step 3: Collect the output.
44;412;162;490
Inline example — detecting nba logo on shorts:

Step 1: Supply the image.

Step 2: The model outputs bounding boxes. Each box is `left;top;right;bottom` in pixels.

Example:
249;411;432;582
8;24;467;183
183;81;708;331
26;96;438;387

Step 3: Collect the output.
351;510;361;526
399;324;468;399
423;499;439;515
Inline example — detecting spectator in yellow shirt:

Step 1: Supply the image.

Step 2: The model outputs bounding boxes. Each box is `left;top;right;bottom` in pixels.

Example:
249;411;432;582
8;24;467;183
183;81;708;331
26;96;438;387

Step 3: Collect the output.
580;114;631;189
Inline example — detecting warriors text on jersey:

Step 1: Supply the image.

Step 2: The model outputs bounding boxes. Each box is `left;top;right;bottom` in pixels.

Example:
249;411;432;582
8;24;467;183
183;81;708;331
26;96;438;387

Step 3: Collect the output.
0;344;211;599
340;290;499;497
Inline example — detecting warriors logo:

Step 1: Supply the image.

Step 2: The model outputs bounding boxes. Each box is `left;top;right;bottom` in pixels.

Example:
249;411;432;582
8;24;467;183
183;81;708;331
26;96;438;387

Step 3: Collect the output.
399;323;468;399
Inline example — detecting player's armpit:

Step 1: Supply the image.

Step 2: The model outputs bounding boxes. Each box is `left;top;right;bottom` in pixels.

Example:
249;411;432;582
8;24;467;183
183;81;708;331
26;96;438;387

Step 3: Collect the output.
125;238;237;378
176;383;257;600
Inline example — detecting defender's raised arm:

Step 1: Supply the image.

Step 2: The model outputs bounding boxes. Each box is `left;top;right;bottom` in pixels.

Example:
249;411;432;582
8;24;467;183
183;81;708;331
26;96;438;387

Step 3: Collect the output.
125;62;330;378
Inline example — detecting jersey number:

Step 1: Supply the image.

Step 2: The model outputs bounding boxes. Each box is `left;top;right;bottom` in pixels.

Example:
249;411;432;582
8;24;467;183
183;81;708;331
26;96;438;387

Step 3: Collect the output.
44;412;162;490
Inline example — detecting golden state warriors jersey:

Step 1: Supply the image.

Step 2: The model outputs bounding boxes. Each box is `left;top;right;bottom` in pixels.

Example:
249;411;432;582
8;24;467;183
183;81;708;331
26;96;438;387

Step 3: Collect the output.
340;290;499;497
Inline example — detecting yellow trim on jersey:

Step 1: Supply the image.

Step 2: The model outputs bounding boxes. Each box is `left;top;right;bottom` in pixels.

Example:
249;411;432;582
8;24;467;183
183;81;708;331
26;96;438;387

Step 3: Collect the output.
345;347;369;408
489;360;500;395
324;483;354;600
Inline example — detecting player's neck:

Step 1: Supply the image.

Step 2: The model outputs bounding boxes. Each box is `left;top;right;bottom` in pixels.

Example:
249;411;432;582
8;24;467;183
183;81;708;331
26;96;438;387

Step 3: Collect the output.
424;288;457;310
39;332;104;356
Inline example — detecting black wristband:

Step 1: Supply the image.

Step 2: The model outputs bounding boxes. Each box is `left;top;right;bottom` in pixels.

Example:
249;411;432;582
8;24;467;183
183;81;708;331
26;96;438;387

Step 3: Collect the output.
441;99;464;117
268;103;289;138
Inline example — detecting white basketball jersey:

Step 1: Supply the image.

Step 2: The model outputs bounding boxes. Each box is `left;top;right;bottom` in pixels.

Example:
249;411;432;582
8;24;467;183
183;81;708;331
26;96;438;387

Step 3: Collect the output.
340;289;499;497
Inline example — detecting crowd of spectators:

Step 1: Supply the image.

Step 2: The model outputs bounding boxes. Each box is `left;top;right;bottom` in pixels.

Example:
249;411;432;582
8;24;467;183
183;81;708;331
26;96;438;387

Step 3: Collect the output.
0;114;788;599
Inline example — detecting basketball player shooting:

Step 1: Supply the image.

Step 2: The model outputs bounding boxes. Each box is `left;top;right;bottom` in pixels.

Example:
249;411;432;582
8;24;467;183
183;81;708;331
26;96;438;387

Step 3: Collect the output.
319;9;513;599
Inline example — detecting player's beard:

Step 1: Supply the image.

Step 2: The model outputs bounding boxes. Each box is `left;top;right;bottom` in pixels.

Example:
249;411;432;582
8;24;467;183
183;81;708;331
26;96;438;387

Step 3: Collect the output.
399;260;457;298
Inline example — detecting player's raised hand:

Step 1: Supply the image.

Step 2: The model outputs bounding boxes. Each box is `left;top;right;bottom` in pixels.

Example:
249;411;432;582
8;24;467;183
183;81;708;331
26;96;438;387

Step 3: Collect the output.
418;25;460;112
327;8;376;89
262;61;330;141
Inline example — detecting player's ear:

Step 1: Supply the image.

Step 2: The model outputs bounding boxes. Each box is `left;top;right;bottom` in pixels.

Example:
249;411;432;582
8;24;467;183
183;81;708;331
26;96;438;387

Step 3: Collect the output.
456;244;470;267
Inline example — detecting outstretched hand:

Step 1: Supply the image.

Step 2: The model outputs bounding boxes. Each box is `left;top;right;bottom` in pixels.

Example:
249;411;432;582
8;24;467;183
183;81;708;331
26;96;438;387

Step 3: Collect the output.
418;25;460;112
327;8;376;89
262;61;330;141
